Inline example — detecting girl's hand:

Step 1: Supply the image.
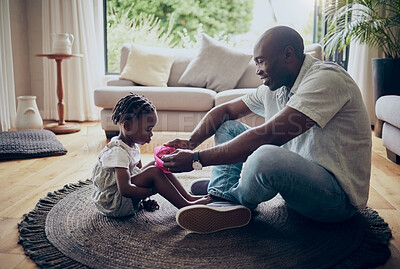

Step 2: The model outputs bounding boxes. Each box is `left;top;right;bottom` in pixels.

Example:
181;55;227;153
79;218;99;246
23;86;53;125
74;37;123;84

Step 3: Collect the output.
142;199;159;211
164;138;195;150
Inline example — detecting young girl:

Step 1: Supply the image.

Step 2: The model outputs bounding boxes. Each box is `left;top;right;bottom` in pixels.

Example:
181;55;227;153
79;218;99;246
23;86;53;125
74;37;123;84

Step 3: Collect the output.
92;93;211;217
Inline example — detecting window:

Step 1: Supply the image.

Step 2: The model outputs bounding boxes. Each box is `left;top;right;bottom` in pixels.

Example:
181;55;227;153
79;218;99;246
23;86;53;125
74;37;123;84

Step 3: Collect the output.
104;0;329;74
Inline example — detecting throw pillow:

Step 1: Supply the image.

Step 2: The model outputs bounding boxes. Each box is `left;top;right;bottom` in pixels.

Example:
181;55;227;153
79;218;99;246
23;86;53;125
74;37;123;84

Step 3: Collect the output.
178;34;252;92
120;44;175;87
0;129;67;160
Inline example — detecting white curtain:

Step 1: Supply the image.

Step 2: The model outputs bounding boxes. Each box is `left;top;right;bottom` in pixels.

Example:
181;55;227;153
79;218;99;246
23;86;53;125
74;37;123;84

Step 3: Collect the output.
347;42;379;125
0;0;16;131
42;0;104;121
346;3;382;126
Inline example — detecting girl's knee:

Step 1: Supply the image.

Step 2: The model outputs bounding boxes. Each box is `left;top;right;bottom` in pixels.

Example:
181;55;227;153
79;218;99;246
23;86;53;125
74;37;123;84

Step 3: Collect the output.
141;165;164;176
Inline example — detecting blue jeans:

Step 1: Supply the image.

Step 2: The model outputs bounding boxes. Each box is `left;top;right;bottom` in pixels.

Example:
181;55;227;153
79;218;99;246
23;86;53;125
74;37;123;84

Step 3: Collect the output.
207;120;357;223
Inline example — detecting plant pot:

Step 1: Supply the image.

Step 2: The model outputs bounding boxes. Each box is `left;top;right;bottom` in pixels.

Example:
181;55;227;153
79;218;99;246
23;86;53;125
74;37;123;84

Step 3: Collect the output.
372;58;400;137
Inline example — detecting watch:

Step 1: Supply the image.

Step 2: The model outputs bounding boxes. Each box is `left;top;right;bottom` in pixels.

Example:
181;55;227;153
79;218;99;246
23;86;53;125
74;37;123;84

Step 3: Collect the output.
192;151;203;170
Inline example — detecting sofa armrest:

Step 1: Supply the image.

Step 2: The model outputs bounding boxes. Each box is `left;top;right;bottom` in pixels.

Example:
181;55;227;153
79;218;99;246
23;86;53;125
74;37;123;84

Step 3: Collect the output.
375;95;400;128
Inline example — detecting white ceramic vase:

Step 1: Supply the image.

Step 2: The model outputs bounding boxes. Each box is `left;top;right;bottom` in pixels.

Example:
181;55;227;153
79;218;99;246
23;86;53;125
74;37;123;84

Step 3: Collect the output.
15;96;43;130
51;33;74;54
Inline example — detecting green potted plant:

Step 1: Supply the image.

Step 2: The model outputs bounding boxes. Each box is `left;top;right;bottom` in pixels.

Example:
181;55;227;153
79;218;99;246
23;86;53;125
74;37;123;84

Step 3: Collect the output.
323;0;400;135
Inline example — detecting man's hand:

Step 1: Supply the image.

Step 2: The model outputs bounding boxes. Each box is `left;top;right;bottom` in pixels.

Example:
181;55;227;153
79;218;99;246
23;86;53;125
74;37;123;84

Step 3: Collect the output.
161;149;194;173
164;138;196;150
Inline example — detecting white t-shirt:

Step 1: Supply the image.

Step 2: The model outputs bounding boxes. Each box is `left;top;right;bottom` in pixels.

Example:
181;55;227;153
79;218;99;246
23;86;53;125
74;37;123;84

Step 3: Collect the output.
92;137;142;217
243;54;372;208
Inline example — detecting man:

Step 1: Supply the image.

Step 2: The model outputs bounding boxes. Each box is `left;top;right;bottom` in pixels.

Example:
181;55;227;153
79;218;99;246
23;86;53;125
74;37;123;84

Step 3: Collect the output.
162;25;371;234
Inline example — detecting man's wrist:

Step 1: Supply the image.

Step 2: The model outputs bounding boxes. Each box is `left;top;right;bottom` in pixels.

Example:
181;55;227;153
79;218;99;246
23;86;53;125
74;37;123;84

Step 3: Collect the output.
197;150;204;165
192;150;203;170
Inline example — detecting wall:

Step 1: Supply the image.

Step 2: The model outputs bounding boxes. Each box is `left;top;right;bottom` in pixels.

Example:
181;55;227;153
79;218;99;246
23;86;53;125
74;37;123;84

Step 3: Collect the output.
9;0;30;100
27;0;44;110
10;0;44;111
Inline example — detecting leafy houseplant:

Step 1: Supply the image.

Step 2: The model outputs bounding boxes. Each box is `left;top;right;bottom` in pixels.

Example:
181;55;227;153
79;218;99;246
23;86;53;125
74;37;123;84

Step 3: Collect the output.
324;0;400;59
323;0;400;134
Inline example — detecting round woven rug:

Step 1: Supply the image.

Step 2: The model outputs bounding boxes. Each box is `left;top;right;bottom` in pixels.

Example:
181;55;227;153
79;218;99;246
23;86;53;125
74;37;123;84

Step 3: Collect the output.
18;178;392;269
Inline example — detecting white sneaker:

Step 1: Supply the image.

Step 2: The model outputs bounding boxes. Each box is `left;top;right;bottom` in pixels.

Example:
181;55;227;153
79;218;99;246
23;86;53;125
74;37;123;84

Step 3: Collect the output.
176;204;251;234
207;201;238;207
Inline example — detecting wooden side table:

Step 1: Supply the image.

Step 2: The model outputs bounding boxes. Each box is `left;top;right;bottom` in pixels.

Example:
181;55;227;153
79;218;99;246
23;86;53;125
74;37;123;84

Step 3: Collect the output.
36;54;83;134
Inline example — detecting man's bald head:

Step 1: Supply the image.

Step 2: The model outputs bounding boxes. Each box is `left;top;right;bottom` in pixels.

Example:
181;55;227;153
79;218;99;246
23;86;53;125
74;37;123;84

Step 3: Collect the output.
254;26;305;60
253;26;306;90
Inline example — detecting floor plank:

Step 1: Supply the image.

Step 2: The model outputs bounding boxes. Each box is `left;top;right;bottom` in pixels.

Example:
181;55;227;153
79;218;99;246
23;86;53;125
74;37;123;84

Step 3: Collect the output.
0;122;399;268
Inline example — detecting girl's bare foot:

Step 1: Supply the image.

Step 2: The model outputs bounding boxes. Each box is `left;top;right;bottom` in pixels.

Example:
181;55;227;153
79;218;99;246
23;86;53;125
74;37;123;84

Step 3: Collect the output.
190;194;213;205
187;194;207;201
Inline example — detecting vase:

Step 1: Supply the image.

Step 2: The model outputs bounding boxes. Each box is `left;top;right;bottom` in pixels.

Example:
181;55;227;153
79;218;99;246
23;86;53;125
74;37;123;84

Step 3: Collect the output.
51;33;74;55
15;96;43;130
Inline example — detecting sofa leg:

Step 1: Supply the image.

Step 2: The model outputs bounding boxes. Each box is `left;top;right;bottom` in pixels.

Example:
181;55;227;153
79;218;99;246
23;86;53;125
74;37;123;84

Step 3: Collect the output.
386;149;400;164
105;131;119;139
374;119;383;138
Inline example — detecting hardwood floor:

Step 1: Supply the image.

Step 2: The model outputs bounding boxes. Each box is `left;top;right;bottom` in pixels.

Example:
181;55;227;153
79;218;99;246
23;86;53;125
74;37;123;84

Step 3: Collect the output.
0;121;399;268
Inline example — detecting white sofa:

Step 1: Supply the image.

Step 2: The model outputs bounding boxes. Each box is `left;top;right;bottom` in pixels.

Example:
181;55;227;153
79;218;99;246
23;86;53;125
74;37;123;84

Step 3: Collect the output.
94;43;323;138
375;95;400;163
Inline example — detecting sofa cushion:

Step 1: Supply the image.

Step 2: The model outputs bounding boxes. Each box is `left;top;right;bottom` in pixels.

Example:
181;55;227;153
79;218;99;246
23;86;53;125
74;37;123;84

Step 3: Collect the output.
107;78;136;86
236;63;262;89
375;95;400;128
119;44;175;87
94;86;216;111
119;44;197;87
178;34;252;92
215;88;257;106
167;50;197;87
100;109;209;132
116;43;323;90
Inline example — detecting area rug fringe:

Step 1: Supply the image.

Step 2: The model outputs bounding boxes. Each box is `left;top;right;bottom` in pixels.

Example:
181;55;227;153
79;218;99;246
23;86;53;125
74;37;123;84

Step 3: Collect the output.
18;180;92;269
333;208;392;268
18;179;392;269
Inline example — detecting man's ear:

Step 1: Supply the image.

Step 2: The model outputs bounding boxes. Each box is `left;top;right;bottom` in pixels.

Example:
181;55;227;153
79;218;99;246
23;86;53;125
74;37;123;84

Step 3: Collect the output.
284;46;295;63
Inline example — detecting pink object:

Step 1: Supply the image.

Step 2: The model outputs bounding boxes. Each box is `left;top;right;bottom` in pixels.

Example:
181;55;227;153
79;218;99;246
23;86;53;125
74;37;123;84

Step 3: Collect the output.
154;146;176;173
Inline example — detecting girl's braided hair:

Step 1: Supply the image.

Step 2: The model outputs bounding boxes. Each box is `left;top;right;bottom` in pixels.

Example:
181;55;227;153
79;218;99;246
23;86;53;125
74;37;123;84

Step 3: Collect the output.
111;93;156;124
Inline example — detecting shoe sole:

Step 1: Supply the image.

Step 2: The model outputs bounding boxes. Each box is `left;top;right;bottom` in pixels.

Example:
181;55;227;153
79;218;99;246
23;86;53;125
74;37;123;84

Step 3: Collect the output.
176;205;251;234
